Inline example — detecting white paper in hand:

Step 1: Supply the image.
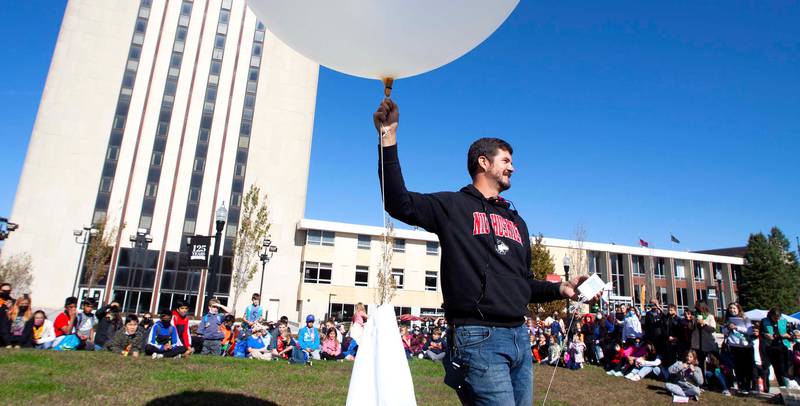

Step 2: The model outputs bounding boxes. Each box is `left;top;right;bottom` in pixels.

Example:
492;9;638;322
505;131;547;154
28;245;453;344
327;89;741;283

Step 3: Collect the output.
346;304;417;406
576;273;606;303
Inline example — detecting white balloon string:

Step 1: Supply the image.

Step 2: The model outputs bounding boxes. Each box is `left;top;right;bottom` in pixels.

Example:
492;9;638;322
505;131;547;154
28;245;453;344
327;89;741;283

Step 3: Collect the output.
541;311;577;406
379;123;390;305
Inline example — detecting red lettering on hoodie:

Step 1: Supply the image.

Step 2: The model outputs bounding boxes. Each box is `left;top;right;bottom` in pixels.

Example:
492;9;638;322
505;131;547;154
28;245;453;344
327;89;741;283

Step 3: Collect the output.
473;212;523;245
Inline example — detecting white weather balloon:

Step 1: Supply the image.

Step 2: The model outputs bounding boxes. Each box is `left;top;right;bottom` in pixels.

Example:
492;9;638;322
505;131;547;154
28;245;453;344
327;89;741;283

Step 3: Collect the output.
248;0;520;81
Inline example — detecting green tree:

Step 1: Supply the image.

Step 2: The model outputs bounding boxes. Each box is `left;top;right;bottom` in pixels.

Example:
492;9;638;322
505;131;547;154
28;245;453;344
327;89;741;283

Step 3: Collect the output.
230;185;271;315
528;234;565;317
739;226;800;314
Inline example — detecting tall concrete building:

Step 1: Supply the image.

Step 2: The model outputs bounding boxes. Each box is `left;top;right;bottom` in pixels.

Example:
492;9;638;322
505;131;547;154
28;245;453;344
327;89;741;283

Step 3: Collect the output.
3;0;318;316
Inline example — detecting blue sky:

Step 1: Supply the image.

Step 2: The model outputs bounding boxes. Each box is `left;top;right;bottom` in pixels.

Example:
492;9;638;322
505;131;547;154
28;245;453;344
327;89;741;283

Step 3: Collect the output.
1;1;798;252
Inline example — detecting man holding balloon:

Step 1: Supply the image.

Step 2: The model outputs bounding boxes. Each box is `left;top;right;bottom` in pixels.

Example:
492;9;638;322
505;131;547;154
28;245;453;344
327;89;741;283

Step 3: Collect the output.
375;99;593;405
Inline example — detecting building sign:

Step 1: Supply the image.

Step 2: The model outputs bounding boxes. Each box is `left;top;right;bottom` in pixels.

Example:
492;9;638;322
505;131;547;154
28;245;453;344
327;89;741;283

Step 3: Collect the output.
188;236;211;268
707;288;717;300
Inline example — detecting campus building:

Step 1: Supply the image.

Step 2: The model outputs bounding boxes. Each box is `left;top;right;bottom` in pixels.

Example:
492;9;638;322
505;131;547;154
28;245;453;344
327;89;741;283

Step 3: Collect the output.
2;0;318;315
295;220;744;322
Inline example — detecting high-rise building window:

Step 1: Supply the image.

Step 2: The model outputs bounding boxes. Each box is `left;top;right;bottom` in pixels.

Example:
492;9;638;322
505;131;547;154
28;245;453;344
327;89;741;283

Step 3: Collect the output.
355;266;369;287
425;271;438;291
392;269;404;289
91;0;153;226
303;262;332;284
394;238;405;253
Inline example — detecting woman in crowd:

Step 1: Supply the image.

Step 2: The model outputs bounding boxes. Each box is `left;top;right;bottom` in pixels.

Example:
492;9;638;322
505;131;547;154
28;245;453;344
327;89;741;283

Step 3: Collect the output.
29;310;56;349
626;342;662;382
321;327;342;360
580;314;596;365
349;303;368;343
665;349;704;401
761;307;792;387
722;302;753;393
399;325;412;359
792;329;800;386
691;302;718;374
94;302;122;351
4;294;33;348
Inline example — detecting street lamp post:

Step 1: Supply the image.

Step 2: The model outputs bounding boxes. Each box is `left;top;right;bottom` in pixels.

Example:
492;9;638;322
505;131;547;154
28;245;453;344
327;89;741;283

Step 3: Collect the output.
258;238;278;298
72;226;98;297
327;293;337;321
204;203;227;309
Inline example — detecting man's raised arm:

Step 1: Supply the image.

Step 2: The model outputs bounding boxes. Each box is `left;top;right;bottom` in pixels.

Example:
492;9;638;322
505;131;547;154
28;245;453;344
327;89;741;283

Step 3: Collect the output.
374;99;440;233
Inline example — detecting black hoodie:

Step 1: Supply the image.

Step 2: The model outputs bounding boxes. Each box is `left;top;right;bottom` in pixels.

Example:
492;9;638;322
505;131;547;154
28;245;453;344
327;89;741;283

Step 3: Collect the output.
379;144;562;327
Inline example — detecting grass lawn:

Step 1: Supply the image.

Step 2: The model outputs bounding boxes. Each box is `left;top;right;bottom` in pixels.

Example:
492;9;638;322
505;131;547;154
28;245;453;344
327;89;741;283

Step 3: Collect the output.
0;350;776;405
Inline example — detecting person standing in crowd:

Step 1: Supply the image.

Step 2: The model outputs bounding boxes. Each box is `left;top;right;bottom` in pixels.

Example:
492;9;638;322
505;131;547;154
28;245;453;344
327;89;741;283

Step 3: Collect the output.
691;302;718;374
722;302;753;394
622;305;643;340
751;325;771;394
106;314;143;357
580;314;597;365
298;314;321;362
350;303;368;343
3;294;32;348
29;310;56;349
171;300;192;357
761;307;792;388
550;312;564;346
198;299;229;355
791;329;800;386
566;333;586;370
665;349;704;401
643;299;665;354
662;304;683;371
93;301;122;351
146;310;186;359
244;293;263;333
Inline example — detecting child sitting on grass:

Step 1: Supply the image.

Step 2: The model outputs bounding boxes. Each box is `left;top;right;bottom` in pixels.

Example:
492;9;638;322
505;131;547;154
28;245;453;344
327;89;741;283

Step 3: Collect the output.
625;342;662;381
246;324;271;360
320;328;342;360
665;350;704;402
566;333;586;370
105;314;143;357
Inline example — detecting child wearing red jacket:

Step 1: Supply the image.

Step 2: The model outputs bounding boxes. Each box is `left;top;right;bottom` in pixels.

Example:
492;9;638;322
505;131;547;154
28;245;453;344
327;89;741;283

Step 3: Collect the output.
171;301;192;356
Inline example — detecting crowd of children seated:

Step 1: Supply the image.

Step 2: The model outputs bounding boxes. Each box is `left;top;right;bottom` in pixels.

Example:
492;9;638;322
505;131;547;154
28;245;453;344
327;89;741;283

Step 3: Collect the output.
527;299;800;401
2;280;800;401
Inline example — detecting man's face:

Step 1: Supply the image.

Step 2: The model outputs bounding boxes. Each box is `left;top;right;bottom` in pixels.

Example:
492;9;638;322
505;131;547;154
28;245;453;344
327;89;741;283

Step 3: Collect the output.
178;306;189;316
668;306;676;316
279;324;287;334
0;285;11;295
83;304;93;313
481;148;514;192
252;299;260;306
161;315;172;325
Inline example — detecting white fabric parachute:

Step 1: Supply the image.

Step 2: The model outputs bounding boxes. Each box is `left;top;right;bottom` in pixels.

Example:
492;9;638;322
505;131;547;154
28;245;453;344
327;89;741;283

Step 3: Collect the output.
345;304;416;406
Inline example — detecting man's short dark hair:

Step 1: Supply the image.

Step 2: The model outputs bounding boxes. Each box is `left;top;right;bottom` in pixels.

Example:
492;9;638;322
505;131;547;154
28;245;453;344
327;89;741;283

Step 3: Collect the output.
64;296;78;307
252;293;260;300
175;300;188;309
125;314;139;324
0;283;11;289
467;138;513;178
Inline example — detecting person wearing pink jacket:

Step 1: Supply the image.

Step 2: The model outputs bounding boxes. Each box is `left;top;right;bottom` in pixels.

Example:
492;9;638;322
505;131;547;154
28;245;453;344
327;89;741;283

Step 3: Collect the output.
320;328;342;360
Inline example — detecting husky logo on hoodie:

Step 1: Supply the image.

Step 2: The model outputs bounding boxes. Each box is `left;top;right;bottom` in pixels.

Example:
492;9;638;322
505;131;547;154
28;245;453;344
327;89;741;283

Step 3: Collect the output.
495;240;509;255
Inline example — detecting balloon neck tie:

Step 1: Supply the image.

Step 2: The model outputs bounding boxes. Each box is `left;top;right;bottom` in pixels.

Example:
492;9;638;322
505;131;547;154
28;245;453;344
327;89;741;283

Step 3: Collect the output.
383;78;394;98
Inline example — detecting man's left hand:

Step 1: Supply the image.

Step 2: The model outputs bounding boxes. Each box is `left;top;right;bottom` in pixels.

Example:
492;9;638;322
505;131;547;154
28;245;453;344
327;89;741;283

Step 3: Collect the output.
559;275;601;302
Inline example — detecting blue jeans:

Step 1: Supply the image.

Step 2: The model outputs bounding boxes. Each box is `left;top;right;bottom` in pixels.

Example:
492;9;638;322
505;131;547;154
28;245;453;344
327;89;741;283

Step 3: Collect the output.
444;325;532;406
